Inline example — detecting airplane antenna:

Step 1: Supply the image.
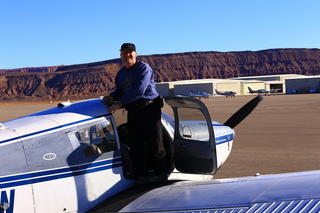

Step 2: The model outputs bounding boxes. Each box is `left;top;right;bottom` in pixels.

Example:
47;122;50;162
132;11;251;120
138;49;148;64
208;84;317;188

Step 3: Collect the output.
0;123;6;130
224;95;263;129
57;101;72;108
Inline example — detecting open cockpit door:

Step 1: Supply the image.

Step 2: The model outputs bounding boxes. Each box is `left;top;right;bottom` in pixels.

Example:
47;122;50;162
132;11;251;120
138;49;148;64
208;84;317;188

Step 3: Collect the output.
164;96;217;175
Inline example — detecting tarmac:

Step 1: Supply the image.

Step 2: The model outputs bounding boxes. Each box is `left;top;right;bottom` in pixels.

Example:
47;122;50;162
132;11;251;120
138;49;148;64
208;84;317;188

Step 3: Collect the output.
1;93;320;179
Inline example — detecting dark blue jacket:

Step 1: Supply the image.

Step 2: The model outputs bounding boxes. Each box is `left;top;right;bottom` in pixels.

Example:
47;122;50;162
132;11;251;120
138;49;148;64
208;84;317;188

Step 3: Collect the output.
110;60;159;105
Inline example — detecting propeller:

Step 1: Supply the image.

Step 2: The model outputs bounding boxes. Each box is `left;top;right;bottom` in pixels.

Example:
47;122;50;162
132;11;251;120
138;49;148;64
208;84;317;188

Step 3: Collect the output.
224;95;263;129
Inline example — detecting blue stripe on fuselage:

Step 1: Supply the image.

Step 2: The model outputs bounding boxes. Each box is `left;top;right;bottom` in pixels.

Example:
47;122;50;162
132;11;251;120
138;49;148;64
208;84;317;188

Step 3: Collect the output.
0;157;122;189
1;117;123;188
0;117;98;145
215;134;233;145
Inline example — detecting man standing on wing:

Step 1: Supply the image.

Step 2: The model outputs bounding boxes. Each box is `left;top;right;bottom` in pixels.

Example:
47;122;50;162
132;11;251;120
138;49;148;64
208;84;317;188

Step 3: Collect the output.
103;43;167;187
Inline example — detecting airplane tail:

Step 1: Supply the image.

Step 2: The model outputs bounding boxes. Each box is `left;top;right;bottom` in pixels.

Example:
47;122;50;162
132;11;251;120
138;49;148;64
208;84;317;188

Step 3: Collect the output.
248;87;253;93
190;90;200;95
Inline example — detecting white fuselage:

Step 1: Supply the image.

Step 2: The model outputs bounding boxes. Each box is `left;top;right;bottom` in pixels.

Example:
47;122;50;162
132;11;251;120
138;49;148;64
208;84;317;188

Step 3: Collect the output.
0;98;234;212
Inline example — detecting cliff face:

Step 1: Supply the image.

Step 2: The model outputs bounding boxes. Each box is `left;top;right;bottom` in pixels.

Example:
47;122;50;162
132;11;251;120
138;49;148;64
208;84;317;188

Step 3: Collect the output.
0;67;118;101
1;48;320;101
140;48;320;81
0;65;64;74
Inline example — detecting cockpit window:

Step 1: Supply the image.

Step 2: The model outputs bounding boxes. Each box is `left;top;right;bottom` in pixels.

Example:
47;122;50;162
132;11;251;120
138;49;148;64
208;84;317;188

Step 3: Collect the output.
74;118;118;157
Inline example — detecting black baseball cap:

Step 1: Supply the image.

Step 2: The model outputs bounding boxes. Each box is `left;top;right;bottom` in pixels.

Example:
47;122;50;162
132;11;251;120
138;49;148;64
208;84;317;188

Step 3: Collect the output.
120;43;136;52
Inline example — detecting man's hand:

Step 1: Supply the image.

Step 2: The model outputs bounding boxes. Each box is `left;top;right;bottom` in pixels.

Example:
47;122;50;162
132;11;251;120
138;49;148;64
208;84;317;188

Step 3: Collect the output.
108;102;122;114
102;96;114;106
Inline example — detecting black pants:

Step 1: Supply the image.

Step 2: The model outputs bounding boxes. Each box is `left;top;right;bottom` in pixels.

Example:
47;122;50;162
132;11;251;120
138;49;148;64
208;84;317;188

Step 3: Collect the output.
127;101;166;178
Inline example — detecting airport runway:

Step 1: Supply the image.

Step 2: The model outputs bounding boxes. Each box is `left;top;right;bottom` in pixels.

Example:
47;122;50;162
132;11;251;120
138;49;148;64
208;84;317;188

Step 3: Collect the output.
1;93;320;179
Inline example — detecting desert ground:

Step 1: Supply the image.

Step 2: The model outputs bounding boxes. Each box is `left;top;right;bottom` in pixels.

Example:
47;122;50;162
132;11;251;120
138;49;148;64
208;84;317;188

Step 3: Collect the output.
1;93;320;179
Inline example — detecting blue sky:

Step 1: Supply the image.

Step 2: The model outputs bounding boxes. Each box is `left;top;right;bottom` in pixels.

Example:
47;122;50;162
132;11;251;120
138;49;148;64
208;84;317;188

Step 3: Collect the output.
1;0;319;69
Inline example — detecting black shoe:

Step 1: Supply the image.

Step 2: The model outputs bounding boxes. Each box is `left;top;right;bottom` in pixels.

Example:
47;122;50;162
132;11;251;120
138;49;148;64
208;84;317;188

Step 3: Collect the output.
132;177;149;188
155;173;168;183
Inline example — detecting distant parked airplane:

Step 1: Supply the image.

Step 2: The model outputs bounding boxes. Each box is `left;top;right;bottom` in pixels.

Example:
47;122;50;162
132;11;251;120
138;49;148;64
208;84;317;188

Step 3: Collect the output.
270;89;281;93
188;90;213;99
248;87;271;96
215;89;237;98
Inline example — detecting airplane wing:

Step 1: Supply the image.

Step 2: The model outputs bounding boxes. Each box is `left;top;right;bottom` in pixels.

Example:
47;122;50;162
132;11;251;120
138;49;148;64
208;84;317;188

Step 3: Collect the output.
90;170;320;212
189;91;213;98
188;91;202;97
188;94;202;97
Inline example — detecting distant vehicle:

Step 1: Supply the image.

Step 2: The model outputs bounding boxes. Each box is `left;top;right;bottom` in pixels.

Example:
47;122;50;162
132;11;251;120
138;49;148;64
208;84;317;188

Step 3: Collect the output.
188;90;213;99
215;89;237;98
248;87;271;96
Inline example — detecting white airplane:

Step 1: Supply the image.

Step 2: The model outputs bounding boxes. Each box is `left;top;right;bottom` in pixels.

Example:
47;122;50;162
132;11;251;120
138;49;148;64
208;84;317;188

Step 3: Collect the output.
2;95;320;213
0;95;261;213
248;87;271;96
215;89;237;98
188;90;213;99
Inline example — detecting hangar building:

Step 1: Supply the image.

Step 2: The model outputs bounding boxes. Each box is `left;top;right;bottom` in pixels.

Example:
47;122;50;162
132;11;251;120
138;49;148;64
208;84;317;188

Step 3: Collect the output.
155;74;306;97
285;75;320;94
173;79;244;97
156;79;264;97
156;79;221;97
231;74;303;94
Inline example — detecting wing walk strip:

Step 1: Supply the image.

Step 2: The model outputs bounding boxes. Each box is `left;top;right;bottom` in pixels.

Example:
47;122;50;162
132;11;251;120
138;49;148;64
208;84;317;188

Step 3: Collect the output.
164;199;320;213
0;157;122;188
246;199;320;213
